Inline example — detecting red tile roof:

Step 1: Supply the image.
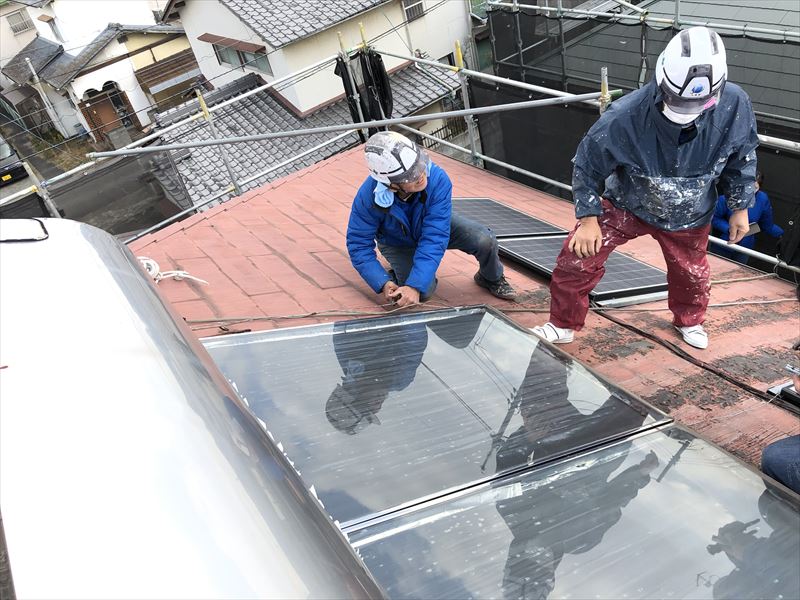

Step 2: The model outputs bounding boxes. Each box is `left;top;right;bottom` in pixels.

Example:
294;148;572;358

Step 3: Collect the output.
131;146;800;466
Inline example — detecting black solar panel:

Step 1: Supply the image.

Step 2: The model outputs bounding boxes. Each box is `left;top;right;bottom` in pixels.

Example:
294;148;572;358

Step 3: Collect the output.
499;235;668;302
453;197;566;237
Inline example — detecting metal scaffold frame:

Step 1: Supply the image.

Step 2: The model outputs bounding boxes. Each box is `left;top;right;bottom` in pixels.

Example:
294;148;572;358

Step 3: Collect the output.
8;12;793;274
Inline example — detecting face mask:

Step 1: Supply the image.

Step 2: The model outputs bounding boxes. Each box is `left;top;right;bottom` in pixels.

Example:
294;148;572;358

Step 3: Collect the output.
662;103;700;126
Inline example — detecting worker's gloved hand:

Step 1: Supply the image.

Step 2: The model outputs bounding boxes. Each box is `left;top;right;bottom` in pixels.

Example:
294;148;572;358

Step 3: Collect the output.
569;216;603;259
382;280;399;304
390;285;420;308
728;209;750;244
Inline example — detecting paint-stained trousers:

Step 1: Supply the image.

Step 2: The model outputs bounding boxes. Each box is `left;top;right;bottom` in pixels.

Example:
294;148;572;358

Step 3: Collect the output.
550;199;711;331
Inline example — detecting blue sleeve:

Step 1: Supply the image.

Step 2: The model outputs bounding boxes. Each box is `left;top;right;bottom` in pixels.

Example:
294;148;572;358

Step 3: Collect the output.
720;96;759;211
756;192;784;238
405;169;452;292
712;195;731;236
572;132;618;218
346;180;392;294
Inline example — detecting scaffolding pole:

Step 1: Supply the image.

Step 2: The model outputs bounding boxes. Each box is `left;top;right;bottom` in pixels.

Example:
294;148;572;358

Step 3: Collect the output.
42;54;339;189
125;132;354;244
488;1;800;39
196;89;242;196
455;40;479;165
88;90;617;159
375;49;607;107
398;123;800;274
396;123;572;191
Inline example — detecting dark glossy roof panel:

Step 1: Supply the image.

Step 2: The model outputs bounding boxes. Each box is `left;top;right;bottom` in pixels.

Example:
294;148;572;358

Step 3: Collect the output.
349;425;800;599
204;307;668;526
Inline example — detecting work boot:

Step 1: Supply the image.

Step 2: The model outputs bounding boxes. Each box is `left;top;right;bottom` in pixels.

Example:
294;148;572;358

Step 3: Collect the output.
474;272;517;300
675;324;708;349
532;322;575;344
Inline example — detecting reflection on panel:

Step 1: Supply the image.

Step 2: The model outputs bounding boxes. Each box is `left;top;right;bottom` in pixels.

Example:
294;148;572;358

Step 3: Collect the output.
452;197;566;237
350;427;800;600
204;308;667;525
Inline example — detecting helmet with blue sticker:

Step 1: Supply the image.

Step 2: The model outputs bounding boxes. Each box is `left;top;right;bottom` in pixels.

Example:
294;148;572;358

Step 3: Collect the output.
655;27;727;116
364;131;428;185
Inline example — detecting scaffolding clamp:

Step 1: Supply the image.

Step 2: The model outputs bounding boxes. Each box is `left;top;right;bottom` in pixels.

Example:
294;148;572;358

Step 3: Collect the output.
599;66;612;114
454;40;464;71
195;89;211;121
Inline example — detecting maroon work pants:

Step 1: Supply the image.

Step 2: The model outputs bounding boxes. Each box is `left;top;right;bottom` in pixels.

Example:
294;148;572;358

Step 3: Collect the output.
549;199;711;331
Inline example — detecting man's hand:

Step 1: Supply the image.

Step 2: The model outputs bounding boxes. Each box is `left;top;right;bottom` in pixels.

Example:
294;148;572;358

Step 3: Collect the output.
568;216;603;259
382;280;399;304
728;210;750;245
390;285;420;308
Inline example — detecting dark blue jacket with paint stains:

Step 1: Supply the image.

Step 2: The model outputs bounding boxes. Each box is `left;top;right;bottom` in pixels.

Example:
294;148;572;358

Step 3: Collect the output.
347;163;452;293
572;79;759;231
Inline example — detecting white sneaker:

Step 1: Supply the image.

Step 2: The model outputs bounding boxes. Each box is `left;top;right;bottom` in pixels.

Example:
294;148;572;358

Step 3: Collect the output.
532;322;575;344
676;324;708;349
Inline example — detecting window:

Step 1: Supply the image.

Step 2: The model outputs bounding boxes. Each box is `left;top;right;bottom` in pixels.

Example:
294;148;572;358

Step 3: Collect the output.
240;51;272;75
213;43;240;68
402;0;425;22
7;10;34;35
438;53;455;67
212;43;272;75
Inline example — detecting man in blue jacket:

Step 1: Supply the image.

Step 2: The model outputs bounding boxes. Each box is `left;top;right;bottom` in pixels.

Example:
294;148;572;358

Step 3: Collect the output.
346;131;516;307
713;171;784;264
534;27;758;350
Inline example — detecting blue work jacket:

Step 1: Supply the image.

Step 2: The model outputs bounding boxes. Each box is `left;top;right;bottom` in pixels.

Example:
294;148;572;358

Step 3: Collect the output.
346;163;452;293
572;79;759;231
713;191;784;249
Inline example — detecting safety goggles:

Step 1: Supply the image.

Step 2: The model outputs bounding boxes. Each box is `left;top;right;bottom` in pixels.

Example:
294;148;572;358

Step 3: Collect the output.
659;63;726;115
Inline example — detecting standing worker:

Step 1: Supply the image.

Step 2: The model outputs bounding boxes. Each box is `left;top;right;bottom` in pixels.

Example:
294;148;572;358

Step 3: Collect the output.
534;27;758;350
346;131;516;307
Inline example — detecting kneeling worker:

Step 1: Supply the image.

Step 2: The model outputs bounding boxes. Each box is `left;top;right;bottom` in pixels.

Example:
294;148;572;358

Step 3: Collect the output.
346;131;516;307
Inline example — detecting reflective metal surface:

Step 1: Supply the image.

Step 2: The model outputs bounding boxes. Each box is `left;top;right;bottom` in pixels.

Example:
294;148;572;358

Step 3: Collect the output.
0;219;384;599
349;426;800;599
204;308;668;526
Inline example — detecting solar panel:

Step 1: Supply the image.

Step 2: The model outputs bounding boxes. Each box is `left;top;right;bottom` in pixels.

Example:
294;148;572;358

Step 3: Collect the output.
349;426;800;599
204;307;668;527
499;235;668;303
452;197;566;237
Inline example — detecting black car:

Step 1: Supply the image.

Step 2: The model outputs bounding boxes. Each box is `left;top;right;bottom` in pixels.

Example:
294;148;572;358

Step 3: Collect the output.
0;135;28;187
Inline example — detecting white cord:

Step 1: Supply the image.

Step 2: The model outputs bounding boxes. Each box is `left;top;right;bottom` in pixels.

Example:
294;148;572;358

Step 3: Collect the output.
137;256;208;285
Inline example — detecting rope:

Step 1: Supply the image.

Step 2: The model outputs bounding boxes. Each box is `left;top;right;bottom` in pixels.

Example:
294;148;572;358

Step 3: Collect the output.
137;256;208;285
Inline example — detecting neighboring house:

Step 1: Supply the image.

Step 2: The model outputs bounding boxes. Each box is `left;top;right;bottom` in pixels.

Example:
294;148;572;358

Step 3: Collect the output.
0;0;200;145
149;0;471;209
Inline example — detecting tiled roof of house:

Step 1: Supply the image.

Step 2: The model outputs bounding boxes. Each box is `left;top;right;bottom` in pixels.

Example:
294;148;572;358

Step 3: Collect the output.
1;36;61;85
130;146;800;469
152;63;459;209
218;0;392;48
9;0;52;7
37;23;185;90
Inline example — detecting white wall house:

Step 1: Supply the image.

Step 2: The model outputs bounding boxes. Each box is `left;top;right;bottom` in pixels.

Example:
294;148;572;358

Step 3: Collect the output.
1;0;198;145
161;0;470;114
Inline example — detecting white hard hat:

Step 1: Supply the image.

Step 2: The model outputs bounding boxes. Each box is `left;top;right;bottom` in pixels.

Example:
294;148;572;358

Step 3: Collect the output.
364;131;428;185
655;27;727;115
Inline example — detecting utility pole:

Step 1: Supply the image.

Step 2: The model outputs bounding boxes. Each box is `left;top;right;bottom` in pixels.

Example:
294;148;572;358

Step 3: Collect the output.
25;57;68;139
